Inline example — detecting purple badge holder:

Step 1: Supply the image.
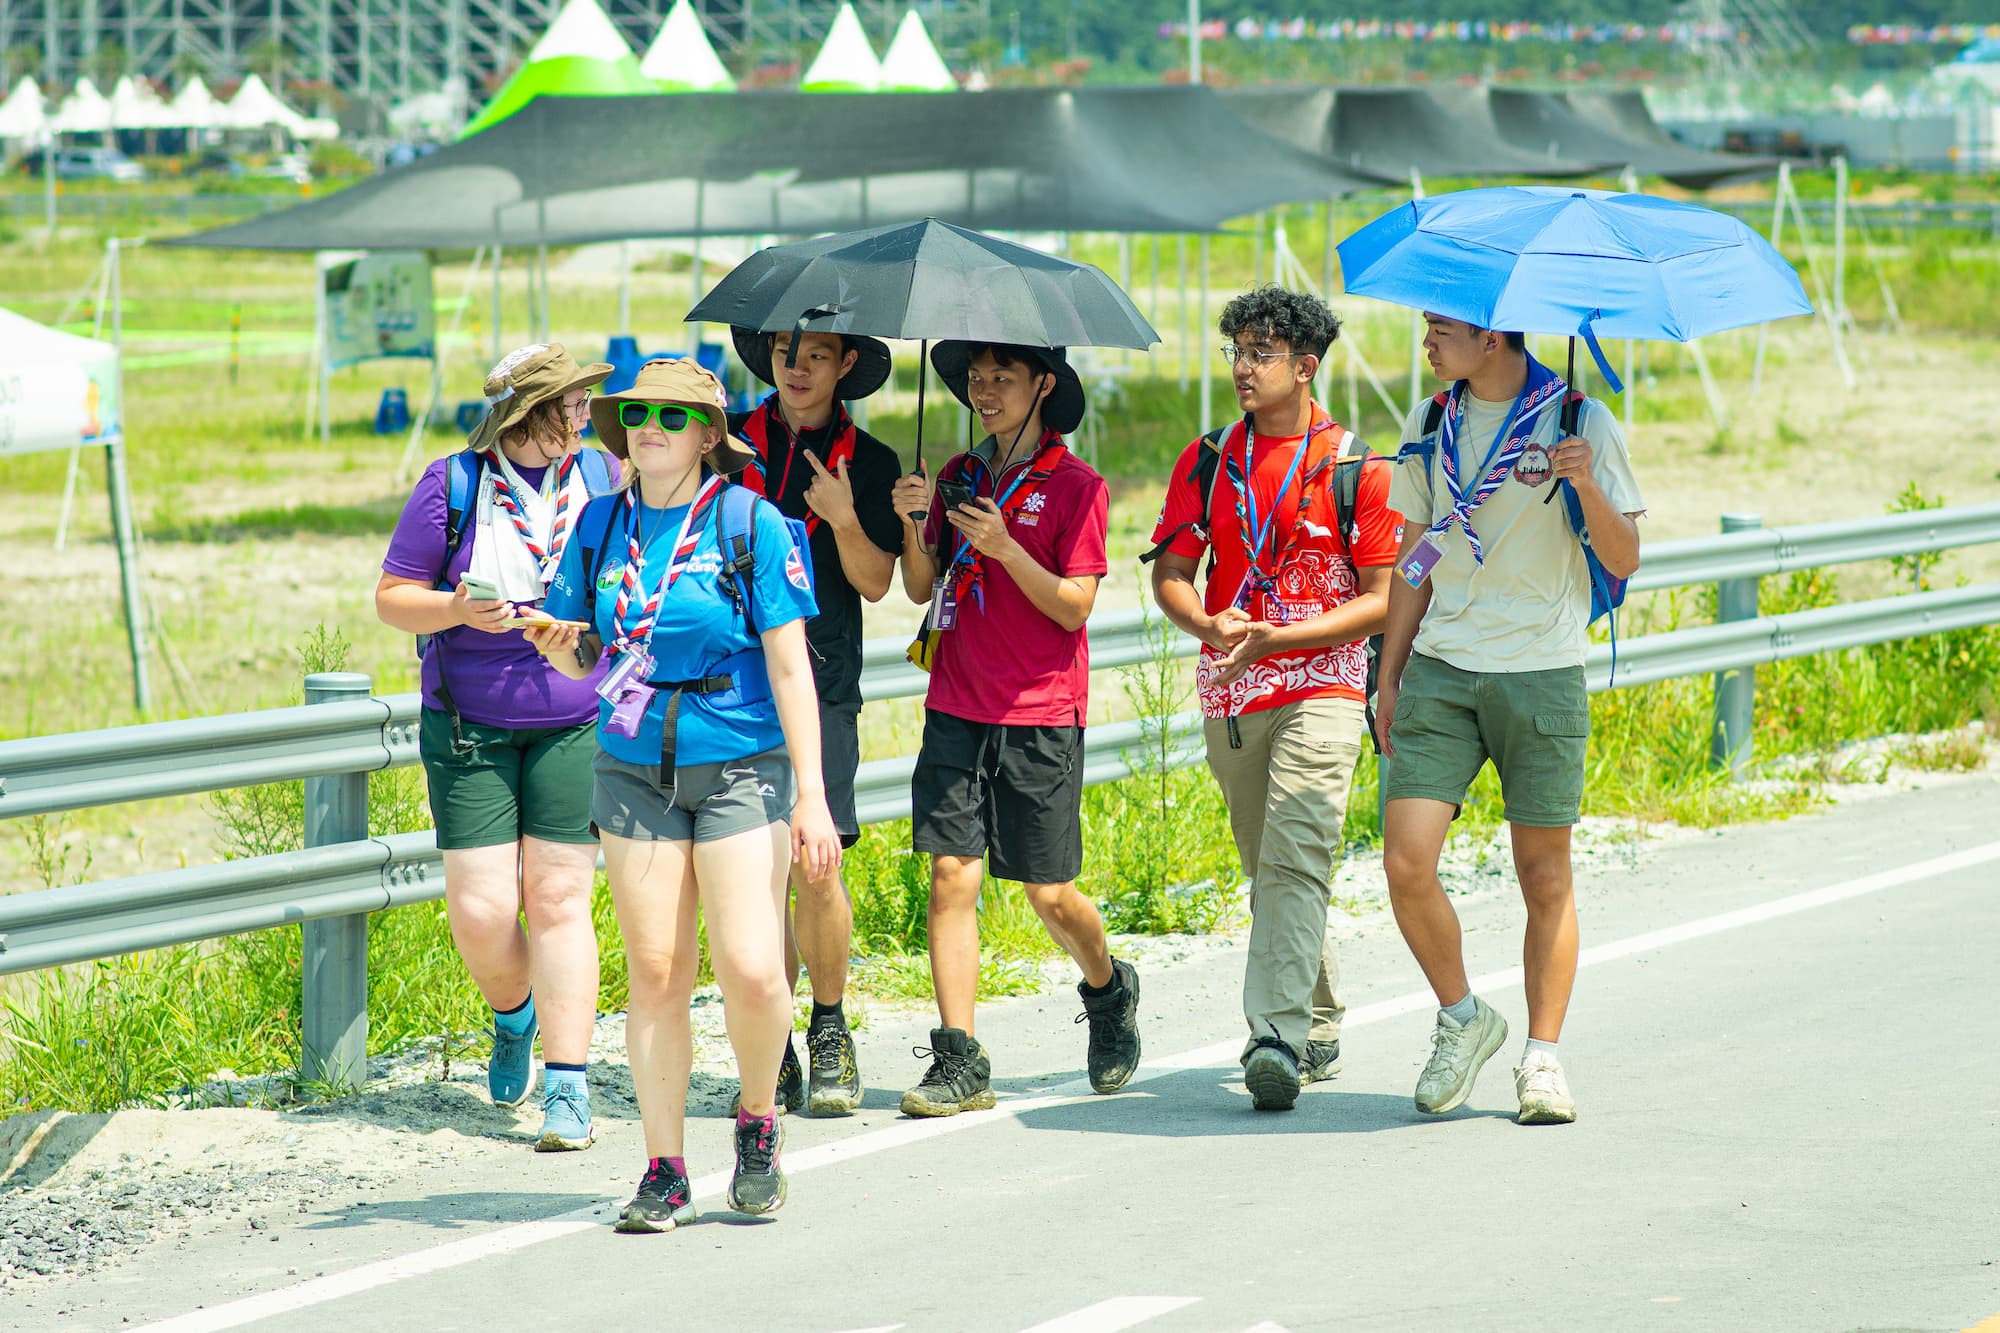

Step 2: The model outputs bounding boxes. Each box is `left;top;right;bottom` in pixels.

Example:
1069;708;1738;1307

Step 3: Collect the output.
598;649;657;740
1399;534;1446;589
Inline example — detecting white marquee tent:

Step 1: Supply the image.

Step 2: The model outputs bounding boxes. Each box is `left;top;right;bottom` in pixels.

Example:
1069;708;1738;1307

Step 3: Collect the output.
52;78;113;134
801;3;883;92
642;0;736;91
0;77;48;143
881;10;956;92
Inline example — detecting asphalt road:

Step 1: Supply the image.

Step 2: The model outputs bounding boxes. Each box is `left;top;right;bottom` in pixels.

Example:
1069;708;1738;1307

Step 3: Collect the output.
16;774;2000;1333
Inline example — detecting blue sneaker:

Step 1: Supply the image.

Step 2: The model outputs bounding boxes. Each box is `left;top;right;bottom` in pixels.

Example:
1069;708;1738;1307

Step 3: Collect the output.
535;1079;593;1151
489;1013;538;1108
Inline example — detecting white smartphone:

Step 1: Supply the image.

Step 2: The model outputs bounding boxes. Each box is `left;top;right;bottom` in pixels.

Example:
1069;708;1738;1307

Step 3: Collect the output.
461;575;502;601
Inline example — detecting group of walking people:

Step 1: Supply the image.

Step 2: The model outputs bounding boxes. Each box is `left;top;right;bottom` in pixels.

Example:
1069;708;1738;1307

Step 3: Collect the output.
377;280;1643;1236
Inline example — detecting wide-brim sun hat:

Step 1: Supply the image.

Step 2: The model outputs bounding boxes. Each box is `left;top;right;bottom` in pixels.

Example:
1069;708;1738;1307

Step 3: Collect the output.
589;357;753;474
731;324;893;402
468;342;613;454
929;341;1086;436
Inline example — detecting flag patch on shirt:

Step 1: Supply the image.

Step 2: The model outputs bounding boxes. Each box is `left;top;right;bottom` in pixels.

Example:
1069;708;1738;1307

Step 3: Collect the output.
785;545;810;591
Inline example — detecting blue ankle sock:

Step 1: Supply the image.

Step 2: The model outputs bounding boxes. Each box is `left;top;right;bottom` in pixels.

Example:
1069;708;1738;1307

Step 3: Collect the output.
545;1064;587;1099
494;994;536;1036
1442;994;1479;1026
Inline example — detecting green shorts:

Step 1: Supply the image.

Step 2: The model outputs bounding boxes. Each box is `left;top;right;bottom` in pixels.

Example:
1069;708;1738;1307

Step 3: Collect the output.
1383;653;1590;828
418;708;598;850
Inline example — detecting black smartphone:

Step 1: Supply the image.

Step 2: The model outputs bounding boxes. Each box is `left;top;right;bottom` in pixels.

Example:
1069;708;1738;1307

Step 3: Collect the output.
934;478;977;518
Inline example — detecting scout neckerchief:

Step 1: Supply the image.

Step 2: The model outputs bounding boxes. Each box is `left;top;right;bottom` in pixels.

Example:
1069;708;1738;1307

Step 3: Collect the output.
1427;356;1565;565
1221;405;1341;603
943;429;1067;613
738;398;857;540
609;473;725;657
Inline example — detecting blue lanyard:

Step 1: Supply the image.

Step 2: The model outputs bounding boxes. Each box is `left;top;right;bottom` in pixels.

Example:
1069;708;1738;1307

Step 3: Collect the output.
1237;418;1334;573
946;445;1051;572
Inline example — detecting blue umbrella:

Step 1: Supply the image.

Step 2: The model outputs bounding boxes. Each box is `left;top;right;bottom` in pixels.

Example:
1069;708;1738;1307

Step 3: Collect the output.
1336;185;1813;395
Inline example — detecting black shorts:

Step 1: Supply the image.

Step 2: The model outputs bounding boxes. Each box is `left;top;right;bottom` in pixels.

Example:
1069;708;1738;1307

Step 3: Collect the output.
820;700;862;850
911;710;1085;885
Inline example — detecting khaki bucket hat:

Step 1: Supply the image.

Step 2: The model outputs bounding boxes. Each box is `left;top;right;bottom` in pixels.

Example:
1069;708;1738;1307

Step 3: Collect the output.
467;342;613;454
589;357;753;474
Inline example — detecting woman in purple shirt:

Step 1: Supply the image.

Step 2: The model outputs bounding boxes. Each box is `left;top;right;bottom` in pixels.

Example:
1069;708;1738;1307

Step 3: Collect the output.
375;343;615;1152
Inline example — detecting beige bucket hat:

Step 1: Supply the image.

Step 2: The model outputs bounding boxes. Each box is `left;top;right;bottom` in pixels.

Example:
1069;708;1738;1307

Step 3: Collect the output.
589;357;753;474
467;342;613;454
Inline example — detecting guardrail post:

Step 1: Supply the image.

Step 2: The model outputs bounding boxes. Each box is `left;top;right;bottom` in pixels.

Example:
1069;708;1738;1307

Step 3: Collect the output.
1709;514;1762;775
302;672;372;1093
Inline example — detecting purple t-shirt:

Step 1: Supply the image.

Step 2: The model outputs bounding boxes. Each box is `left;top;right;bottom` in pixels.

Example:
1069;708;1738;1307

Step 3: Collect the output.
382;456;609;729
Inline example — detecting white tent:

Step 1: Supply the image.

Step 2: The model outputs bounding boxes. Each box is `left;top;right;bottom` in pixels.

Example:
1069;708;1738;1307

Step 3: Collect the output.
529;0;634;62
52;78;113;134
0;305;121;453
800;3;882;92
0;77;48;142
108;75;172;131
641;0;736;91
222;73;312;135
881;10;956;92
167;75;221;131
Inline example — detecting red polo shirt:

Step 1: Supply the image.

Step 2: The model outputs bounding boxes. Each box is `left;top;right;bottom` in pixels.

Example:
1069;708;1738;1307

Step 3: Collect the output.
922;440;1109;727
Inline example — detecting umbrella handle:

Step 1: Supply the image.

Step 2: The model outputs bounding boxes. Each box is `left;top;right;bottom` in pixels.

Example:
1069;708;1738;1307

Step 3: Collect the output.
906;338;929;528
1545;336;1581;506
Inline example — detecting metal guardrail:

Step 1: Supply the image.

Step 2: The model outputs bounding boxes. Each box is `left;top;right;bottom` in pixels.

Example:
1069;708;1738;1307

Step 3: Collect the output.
3;503;1998;1087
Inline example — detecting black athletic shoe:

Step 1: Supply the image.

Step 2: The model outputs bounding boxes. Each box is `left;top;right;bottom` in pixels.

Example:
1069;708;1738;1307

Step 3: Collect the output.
899;1027;996;1118
1077;957;1142;1094
805;1018;863;1117
1244;1036;1301;1111
729;1037;805;1118
614;1160;696;1235
726;1113;786;1216
1300;1039;1343;1085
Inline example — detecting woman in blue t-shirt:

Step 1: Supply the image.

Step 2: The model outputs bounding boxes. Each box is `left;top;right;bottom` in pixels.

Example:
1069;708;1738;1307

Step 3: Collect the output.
525;358;838;1236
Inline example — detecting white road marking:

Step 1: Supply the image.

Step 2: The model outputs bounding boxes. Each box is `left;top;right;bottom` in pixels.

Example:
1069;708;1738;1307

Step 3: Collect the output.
135;838;2000;1332
1018;1296;1201;1332
1238;1323;1293;1333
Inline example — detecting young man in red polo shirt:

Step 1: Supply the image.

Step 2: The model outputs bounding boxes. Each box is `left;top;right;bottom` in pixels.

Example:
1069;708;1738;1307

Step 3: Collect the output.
889;340;1140;1117
1147;287;1398;1111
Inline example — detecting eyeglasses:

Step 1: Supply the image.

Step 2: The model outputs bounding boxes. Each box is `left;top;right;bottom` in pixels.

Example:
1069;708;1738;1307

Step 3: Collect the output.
562;391;592;414
617;402;712;432
1220;345;1297;368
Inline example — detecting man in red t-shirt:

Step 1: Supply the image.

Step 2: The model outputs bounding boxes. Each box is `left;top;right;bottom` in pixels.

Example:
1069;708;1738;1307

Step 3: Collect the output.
888;340;1140;1119
1147;286;1399;1112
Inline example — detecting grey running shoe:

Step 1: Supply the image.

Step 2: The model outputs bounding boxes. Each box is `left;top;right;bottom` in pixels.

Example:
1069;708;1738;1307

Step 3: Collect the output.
614;1160;695;1235
726;1113;786;1216
899;1027;995;1118
1300;1039;1342;1085
805;1018;863;1117
1414;998;1509;1115
1244;1037;1301;1112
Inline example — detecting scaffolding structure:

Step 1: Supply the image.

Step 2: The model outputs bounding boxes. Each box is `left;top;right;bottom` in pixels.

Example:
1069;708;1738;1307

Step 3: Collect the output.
0;0;989;126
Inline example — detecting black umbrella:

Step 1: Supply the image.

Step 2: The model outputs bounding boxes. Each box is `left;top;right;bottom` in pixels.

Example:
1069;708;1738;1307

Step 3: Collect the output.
687;218;1161;513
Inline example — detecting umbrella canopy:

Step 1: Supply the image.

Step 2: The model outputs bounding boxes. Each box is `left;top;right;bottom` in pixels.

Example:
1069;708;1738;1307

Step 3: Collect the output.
801;3;882;92
1337;186;1812;370
641;0;736;92
686;217;1159;351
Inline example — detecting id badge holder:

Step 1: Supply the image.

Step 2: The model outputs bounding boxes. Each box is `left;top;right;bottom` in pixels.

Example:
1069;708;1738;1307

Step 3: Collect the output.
1399;534;1446;589
930;578;958;631
597;648;654;704
605;682;657;739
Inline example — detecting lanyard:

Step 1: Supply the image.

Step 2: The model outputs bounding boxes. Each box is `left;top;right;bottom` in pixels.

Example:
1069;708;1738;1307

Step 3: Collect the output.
610;474;724;654
1230;416;1334;586
946;437;1065;574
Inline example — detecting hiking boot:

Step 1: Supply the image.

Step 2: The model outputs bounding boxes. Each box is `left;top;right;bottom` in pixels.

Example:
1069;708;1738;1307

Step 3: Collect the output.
1300;1039;1343;1085
1244;1037;1301;1112
805;1017;863;1117
1414;998;1509;1115
1514;1056;1578;1125
488;1013;537;1108
614;1159;696;1235
533;1080;593;1152
1076;958;1141;1095
899;1027;995;1118
726;1113;786;1216
729;1037;805;1118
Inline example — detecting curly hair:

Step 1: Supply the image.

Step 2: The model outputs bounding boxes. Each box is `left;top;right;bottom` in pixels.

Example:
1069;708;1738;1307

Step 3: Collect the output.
1218;286;1343;360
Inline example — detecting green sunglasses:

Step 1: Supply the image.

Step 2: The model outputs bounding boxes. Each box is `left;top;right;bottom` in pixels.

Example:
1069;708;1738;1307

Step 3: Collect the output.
616;402;712;432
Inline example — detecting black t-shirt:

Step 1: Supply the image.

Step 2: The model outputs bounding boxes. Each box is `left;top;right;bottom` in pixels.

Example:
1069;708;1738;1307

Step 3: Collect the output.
730;402;905;709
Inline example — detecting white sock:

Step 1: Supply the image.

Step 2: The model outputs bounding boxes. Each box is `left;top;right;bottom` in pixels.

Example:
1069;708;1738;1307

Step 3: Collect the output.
1522;1037;1559;1066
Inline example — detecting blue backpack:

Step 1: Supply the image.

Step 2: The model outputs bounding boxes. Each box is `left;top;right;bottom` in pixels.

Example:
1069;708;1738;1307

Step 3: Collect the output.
1404;389;1627;627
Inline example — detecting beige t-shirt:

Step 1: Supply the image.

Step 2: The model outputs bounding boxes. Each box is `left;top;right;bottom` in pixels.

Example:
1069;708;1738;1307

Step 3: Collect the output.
1388;390;1645;673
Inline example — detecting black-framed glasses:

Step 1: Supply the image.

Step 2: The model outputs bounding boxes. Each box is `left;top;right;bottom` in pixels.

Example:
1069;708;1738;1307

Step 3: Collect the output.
1220;344;1297;367
617;402;712;432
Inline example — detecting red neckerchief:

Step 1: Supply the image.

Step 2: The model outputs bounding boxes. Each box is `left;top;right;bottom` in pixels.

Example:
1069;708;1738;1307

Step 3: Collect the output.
944;430;1067;613
738;398;857;539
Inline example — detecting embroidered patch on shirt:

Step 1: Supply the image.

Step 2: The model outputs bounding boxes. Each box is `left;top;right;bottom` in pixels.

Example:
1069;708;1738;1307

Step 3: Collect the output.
785;545;810;591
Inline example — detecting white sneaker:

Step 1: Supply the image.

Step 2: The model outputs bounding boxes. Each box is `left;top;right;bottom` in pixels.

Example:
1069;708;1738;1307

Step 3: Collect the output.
1413;998;1509;1115
1514;1056;1577;1125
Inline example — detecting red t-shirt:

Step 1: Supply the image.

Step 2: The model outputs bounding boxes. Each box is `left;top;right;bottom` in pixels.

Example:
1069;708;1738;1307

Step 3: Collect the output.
923;441;1110;727
1150;411;1401;719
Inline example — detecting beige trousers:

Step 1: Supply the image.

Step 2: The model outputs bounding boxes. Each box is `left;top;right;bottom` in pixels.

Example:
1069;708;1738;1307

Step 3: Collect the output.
1204;696;1366;1064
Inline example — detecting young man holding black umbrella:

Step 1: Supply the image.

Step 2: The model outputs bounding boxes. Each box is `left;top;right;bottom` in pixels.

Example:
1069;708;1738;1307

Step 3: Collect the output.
889;341;1141;1117
726;324;907;1116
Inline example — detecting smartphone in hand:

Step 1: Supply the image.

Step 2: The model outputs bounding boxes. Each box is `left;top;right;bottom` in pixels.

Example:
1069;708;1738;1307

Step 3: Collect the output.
461;575;502;601
934;479;977;522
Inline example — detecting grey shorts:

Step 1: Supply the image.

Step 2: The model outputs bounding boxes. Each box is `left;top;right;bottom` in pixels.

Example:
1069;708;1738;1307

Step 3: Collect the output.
591;747;797;844
1384;653;1590;828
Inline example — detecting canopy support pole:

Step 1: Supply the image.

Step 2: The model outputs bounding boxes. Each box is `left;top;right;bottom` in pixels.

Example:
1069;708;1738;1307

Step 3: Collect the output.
55;248;116;552
105;237;152;715
1407;169;1426;414
1252;211;1265;288
688;178;707;362
1688;339;1729;434
1149;233;1161;365
617;239;632;334
1177;234;1189;393
1198;233;1212;434
1833;156;1848;332
1749;164;1787;404
399;245;484;482
1321;196;1336;300
1778;167;1854;392
491;234;503;363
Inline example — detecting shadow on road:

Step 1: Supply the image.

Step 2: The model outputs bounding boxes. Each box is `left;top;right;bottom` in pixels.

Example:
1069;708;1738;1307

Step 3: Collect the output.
1011;1069;1513;1136
299;1191;606;1233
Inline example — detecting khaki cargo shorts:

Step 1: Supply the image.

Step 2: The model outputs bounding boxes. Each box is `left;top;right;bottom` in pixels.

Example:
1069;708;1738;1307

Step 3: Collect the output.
1383;653;1590;828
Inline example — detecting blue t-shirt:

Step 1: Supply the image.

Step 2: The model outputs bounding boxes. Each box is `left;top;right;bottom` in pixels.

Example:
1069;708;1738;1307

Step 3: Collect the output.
544;488;817;767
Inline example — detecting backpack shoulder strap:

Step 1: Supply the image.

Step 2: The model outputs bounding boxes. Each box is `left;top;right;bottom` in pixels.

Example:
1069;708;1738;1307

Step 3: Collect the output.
577;493;624;618
715;483;762;636
575;446;614;497
437;449;485;589
1137;423;1233;566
